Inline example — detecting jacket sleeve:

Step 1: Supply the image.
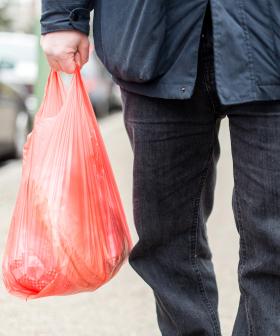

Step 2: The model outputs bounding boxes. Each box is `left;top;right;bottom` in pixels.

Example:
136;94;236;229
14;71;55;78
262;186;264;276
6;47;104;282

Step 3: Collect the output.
40;0;95;36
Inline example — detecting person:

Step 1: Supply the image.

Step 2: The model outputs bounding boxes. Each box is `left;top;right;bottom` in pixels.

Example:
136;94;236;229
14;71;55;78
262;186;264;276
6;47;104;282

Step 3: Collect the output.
40;1;280;335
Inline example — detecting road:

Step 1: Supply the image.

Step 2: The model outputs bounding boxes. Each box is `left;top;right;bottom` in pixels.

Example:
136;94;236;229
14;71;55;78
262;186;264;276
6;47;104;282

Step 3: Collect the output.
0;112;239;336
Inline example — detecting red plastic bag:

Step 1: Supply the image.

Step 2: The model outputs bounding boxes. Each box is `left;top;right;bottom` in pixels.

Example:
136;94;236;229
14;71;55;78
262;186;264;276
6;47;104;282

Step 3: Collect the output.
2;69;133;299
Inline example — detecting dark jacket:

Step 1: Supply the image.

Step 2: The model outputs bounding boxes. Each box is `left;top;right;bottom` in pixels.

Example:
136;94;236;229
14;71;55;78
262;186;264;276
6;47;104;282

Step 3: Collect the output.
41;0;280;105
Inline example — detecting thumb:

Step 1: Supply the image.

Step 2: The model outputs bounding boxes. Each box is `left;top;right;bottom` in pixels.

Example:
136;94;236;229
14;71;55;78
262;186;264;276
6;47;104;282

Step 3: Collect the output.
77;42;90;67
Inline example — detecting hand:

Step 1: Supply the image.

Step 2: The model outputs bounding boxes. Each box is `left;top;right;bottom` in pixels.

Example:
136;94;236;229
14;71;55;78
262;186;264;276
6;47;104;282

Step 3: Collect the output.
40;30;90;74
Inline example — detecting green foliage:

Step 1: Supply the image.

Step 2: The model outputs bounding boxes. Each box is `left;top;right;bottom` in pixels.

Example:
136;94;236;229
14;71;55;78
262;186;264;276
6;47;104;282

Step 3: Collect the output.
0;4;12;31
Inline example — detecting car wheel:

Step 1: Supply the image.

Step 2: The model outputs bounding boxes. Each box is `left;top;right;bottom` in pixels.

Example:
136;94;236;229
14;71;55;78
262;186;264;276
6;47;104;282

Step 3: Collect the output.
14;111;30;158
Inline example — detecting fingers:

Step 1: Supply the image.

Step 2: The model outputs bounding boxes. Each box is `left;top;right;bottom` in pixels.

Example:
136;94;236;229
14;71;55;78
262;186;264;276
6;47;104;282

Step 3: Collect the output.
41;38;76;74
45;55;76;74
47;58;62;72
40;31;90;74
59;52;77;74
45;50;77;74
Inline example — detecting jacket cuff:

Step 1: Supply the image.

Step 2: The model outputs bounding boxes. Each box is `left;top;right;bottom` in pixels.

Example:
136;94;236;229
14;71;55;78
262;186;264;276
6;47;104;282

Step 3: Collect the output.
41;7;91;36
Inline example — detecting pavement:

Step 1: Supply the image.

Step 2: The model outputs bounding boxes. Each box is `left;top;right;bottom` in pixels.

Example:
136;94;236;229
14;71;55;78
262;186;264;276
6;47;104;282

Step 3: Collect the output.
0;111;239;336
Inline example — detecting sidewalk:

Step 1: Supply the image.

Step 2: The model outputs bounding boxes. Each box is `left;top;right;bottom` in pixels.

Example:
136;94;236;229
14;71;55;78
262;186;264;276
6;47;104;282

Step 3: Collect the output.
0;112;239;336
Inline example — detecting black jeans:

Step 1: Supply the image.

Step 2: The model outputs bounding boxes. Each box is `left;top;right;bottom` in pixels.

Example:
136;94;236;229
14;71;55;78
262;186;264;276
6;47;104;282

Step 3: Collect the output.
120;3;280;335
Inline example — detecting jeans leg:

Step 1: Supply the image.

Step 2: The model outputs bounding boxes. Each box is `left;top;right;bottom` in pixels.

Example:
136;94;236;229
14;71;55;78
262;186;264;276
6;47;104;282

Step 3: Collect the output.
227;101;280;336
120;82;222;335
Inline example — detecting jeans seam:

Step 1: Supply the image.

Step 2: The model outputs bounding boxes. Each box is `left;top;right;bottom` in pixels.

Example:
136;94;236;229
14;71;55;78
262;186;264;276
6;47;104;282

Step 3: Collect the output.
233;188;246;268
190;124;221;336
234;186;254;336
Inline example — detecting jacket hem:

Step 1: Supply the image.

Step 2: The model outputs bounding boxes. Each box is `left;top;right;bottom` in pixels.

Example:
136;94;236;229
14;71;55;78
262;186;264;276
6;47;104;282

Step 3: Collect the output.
114;75;280;106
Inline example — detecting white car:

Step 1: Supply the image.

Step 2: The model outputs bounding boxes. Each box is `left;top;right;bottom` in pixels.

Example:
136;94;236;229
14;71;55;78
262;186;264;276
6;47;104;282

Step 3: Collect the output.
0;32;37;91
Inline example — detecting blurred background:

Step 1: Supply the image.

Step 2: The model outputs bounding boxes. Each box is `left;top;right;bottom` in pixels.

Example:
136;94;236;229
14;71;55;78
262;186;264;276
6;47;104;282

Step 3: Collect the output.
0;1;240;335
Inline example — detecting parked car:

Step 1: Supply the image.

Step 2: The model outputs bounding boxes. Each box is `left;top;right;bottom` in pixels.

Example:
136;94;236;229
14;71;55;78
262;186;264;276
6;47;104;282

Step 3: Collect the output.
0;32;36;158
0;82;31;158
82;51;122;117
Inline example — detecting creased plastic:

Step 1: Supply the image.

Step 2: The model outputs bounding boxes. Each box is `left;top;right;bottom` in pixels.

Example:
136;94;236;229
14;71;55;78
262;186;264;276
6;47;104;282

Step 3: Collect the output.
2;69;133;300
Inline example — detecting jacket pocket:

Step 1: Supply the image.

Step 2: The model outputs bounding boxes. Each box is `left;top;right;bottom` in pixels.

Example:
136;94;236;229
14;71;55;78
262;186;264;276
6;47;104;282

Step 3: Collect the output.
93;0;167;83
